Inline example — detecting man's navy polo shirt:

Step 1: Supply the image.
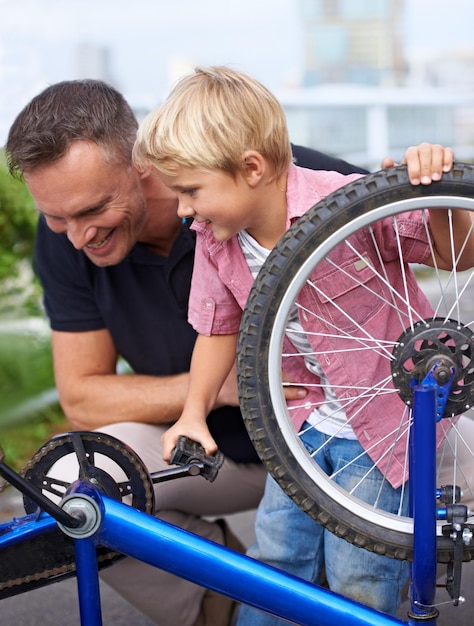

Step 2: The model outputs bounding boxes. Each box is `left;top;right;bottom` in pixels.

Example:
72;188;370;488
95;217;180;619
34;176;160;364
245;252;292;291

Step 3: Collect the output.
34;216;259;463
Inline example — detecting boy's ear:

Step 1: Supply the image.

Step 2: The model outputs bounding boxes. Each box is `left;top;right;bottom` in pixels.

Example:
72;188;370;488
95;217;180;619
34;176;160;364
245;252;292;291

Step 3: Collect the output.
135;158;154;179
241;150;266;186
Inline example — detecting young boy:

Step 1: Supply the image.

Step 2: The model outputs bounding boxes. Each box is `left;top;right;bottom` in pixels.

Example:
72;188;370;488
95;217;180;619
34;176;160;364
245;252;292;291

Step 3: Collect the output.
133;66;474;622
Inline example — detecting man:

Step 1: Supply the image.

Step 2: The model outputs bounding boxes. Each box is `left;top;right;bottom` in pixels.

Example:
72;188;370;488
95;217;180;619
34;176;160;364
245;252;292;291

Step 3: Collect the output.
5;78;451;625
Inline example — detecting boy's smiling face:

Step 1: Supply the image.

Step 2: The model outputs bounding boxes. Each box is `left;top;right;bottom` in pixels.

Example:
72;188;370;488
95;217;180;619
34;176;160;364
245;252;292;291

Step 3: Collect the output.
159;166;259;242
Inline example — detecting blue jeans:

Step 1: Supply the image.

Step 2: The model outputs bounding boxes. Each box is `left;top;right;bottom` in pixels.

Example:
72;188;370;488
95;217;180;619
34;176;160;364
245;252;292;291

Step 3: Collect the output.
237;426;408;625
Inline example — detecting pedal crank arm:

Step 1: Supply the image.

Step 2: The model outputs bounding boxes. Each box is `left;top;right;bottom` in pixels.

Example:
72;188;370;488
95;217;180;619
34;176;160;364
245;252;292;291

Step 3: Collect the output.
0;458;80;528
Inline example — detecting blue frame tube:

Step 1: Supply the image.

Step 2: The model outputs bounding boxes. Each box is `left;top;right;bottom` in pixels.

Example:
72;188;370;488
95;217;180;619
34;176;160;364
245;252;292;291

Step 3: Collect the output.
97;497;404;626
74;537;103;626
0;513;56;547
409;384;438;619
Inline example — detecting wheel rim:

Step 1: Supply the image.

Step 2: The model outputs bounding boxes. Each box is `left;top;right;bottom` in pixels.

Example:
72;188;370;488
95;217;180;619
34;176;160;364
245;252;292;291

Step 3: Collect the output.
266;196;474;541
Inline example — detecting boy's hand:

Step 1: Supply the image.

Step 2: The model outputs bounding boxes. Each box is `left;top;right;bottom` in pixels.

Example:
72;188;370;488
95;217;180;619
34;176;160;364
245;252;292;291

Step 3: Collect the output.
381;142;454;185
162;415;217;463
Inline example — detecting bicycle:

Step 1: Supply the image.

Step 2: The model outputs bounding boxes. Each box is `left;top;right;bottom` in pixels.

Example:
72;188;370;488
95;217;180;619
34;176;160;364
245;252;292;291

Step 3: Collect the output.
2;163;474;625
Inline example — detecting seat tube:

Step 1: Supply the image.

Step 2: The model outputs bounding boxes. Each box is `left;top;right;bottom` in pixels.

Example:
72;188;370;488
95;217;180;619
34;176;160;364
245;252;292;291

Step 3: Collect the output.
408;383;438;622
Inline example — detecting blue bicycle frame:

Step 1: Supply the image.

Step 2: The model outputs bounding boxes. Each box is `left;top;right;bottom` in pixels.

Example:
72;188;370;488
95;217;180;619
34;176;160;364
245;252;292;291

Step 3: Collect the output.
0;381;450;626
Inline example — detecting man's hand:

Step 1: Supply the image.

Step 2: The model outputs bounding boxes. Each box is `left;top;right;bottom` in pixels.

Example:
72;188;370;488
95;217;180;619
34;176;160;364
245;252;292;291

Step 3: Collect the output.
214;364;308;408
381;142;454;185
282;370;308;401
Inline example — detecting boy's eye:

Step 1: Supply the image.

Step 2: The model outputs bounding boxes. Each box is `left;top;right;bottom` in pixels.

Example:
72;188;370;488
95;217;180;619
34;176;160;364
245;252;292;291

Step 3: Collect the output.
183;188;197;197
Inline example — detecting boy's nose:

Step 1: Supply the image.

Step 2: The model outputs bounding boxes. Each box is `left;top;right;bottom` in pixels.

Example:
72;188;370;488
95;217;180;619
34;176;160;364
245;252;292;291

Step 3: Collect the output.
177;204;196;219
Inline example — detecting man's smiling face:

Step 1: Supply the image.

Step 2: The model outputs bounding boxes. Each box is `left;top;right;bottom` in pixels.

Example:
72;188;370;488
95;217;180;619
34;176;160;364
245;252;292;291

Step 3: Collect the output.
25;141;147;267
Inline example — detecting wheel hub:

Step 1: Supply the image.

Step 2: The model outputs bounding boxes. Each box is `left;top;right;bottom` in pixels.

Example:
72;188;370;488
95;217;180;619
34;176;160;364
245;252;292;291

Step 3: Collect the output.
391;318;474;417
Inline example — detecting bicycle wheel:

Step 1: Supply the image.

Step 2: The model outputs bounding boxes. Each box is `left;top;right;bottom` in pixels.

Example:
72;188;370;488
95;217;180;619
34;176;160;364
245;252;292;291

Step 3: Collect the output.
237;163;474;562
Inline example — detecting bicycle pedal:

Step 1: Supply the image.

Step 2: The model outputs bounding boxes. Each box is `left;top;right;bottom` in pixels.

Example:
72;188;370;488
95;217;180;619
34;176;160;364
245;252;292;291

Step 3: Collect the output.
170;437;224;482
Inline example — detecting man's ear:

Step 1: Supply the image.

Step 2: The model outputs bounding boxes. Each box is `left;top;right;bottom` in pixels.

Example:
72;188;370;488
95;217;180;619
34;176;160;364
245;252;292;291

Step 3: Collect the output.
241;150;266;187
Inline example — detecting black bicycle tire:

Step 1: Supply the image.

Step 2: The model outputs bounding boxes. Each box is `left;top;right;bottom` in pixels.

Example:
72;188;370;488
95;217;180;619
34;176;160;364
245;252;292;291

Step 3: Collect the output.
237;162;474;562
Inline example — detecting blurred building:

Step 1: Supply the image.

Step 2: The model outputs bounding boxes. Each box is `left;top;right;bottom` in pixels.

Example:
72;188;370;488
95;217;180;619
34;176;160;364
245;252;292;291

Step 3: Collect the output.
299;0;405;87
73;43;117;86
409;50;474;153
279;84;474;170
279;0;474;168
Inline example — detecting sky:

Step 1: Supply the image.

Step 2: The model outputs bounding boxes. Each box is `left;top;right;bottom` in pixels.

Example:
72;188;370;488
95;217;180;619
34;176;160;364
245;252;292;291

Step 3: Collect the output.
1;0;474;146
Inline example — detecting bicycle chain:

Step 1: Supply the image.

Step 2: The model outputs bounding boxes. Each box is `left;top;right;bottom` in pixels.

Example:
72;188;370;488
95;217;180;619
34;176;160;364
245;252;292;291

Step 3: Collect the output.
0;544;120;595
0;432;154;597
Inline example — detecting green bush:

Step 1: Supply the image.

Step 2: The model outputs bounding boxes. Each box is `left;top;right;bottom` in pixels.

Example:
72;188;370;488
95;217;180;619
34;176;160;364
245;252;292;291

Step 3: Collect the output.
0;153;67;468
0;331;54;413
0;154;43;317
0;159;37;278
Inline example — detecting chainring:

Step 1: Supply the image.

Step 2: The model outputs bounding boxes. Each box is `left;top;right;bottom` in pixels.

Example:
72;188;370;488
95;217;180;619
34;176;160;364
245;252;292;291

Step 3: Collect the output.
0;431;154;599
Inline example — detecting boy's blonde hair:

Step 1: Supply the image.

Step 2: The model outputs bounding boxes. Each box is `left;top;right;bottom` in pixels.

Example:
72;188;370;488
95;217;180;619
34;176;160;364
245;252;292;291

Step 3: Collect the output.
133;66;292;179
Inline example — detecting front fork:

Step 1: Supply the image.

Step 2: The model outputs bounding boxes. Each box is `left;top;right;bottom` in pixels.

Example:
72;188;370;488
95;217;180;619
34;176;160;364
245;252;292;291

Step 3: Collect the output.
408;383;438;622
408;367;471;624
